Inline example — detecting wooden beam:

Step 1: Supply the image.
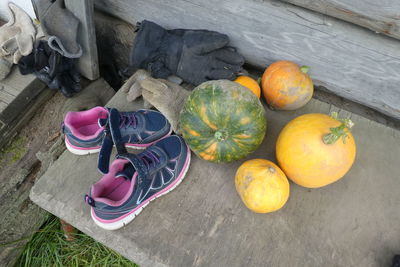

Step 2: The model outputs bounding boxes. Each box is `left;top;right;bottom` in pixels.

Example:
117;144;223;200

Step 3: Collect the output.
94;0;400;119
279;0;400;40
65;0;99;80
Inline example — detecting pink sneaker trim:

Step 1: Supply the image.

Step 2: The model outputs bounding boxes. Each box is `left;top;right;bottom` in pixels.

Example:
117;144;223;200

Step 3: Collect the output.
65;137;102;151
91;160;138;207
64;106;107;140
91;146;191;224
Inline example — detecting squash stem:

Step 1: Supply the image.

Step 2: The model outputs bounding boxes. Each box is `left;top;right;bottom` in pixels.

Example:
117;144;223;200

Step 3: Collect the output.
214;130;228;141
300;65;310;74
323;112;354;145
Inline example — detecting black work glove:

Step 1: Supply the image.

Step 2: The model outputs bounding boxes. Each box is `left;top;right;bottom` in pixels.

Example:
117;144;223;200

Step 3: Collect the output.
18;41;81;97
393;255;400;267
130;20;244;86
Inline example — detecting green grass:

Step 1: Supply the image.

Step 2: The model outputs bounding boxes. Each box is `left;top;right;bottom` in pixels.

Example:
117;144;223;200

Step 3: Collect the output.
0;136;27;169
15;216;137;267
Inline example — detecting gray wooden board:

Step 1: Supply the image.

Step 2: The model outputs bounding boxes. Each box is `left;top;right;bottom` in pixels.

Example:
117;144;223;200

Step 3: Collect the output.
279;0;400;40
0;67;44;112
0;66;46;132
31;89;400;267
65;0;99;80
94;0;400;120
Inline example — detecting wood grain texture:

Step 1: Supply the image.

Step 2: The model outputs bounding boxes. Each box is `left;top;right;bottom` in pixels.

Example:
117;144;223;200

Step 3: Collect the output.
0;66;46;125
31;89;400;267
94;0;400;119
65;0;99;80
279;0;400;40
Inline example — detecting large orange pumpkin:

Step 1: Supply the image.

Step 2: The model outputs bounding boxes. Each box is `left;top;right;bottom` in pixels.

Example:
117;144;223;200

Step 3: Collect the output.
276;113;356;188
235;159;290;213
261;61;313;110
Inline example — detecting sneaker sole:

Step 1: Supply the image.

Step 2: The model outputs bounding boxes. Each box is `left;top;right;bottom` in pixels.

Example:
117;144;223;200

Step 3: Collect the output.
65;128;173;155
91;146;191;230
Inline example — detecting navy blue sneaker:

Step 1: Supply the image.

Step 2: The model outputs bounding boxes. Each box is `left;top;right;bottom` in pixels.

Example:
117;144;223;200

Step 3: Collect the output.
85;135;191;230
63;107;172;172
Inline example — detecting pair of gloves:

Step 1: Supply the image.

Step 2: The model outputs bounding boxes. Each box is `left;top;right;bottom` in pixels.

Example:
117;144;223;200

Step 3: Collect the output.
18;40;81;97
121;70;190;133
130;20;245;86
0;3;37;80
0;1;82;97
126;22;246;131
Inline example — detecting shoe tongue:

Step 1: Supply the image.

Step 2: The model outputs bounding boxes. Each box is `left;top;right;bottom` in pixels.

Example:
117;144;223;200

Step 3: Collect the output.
97;108;111;128
98;117;108;128
115;164;136;180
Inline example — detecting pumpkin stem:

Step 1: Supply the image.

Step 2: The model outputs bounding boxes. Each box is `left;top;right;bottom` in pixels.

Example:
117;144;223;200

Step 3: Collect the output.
300;65;310;74
214;129;229;141
323;112;354;145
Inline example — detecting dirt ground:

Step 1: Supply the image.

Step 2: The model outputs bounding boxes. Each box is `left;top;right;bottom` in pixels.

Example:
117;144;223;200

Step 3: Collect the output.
0;91;68;266
1;92;67;165
0;77;115;266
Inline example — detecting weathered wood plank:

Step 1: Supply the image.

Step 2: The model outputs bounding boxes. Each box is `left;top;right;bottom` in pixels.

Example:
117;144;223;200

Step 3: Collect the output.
0;101;7;112
94;0;400;119
279;0;400;40
0;90;14;105
31;89;400;267
65;0;99;80
0;89;53;150
0;66;46;123
0;65;47;149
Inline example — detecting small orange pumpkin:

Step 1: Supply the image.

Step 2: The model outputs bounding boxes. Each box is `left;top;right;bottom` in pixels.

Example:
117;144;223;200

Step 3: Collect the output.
234;76;261;98
261;61;313;110
235;159;290;213
276;113;356;188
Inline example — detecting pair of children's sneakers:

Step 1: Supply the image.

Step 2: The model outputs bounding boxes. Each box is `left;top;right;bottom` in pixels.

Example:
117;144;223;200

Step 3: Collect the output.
62;107;191;230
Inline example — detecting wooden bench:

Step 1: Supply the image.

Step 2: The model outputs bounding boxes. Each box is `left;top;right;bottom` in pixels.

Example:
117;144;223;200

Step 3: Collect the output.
30;89;400;266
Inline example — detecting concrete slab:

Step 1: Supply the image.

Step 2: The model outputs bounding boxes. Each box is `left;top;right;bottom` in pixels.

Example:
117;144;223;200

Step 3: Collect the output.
30;89;400;267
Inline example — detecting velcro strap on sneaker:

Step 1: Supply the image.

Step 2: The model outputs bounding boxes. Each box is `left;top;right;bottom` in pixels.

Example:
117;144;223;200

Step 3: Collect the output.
117;153;148;180
98;135;113;174
109;108;128;155
97;108;128;174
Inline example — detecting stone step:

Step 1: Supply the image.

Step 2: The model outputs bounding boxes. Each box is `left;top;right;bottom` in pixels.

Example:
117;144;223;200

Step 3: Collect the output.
30;89;400;267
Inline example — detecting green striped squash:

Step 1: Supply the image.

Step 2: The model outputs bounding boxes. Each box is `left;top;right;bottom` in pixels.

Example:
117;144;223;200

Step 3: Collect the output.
179;80;267;163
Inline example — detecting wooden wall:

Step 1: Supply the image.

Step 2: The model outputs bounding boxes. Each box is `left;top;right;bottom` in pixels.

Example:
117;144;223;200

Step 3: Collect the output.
280;0;400;40
94;0;400;119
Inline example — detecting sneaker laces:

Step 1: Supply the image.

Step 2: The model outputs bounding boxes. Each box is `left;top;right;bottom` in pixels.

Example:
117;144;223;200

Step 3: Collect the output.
98;112;137;129
116;151;160;180
140;150;160;171
119;113;137;129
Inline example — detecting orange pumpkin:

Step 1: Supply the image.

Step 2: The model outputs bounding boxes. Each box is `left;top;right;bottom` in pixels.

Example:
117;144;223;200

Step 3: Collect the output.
234;76;261;98
235;159;290;213
261;61;313;110
276;113;356;188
